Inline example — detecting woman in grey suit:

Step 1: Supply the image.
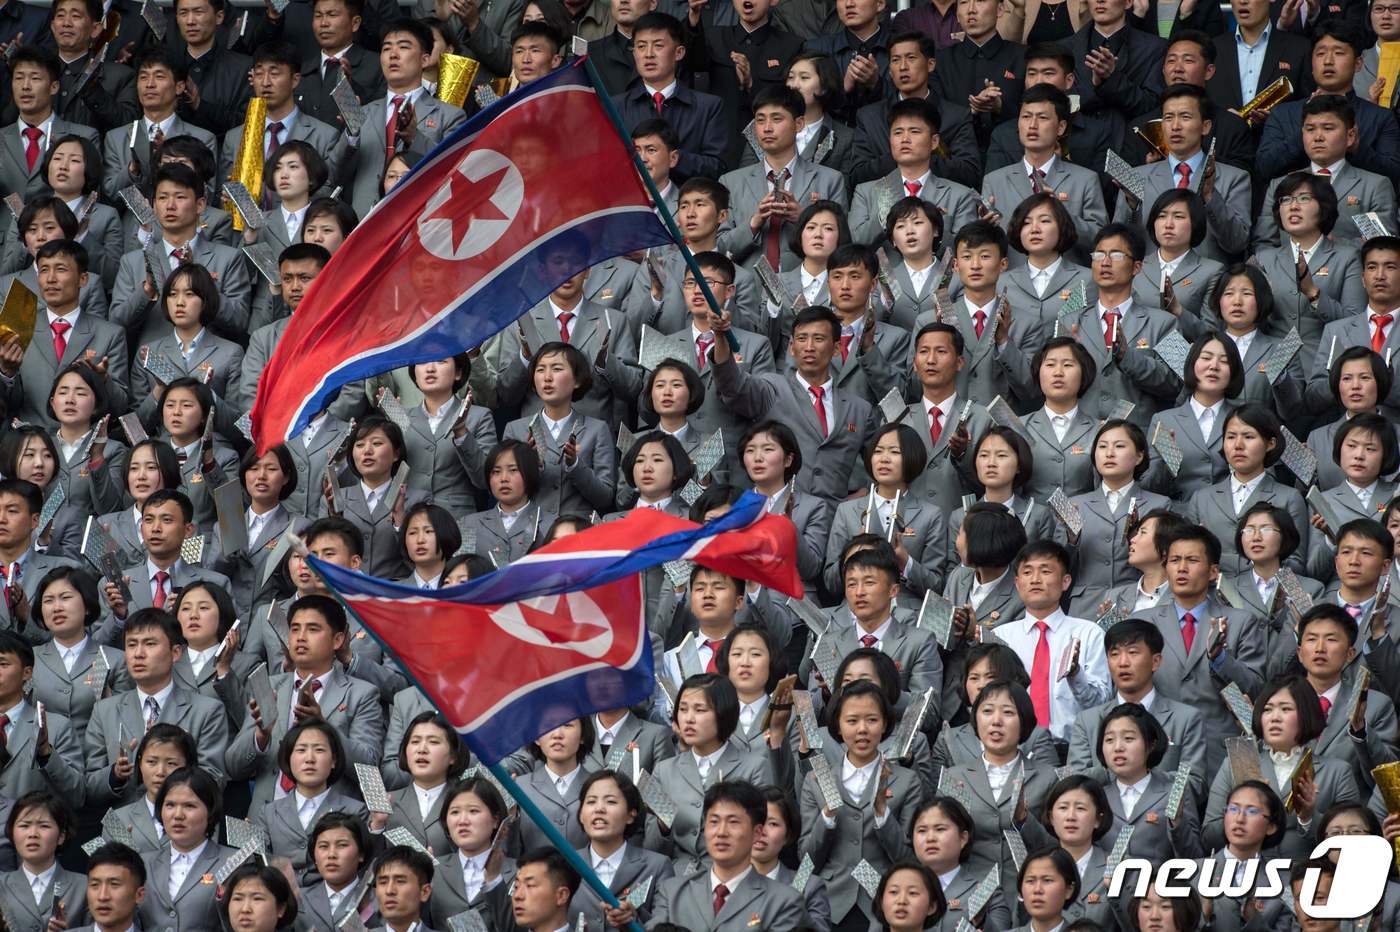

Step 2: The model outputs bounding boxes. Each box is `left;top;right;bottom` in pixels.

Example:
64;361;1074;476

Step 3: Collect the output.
48;364;128;525
388;712;469;858
569;770;675;930
427;776;519;930
93;438;184;572
157;378;240;530
1004;193;1095;332
1065;419;1174;616
28;567;131;741
933;642;1059;765
1307;348;1400;492
643;674;781;872
302;812;379;931
336;415;429;579
0;426;83;558
740;421;832;596
253;720;371;876
771;200;846;344
871;860;946;932
256;140;325;255
139;767;238;932
1131;190;1224;321
1022;338;1100;504
944;427;1057;578
42;135;123;289
907;797;1013;932
0;791;89;932
883;198;943;332
1019;775;1120;931
1183;404;1311;576
395;503;462;589
458;441;552;567
501;343;616;518
1205;265;1308;414
171;582;255;730
130;265;247;439
1201;675;1361;858
617;362;731;509
798;680;924;931
402;355;495;513
1094;704;1203;861
218;863;300;932
209;445;306;624
1003;847;1082;932
513;717;593;857
1308;413;1400;573
102;725;196;859
1232;505;1326;679
1142;331;1243;501
824;424;947;607
0;196;109;318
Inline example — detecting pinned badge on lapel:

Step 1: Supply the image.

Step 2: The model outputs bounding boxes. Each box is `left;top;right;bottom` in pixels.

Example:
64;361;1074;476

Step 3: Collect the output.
1317;267;1330;277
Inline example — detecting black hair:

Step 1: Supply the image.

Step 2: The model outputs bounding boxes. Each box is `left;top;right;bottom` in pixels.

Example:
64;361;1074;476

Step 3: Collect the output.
961;502;1028;567
972;425;1034;493
252;40;302;71
161;263;221;329
1274;172;1339;236
739;420;803;482
382;16;434;52
277;717;348;789
641;359;705;419
511;19;566;53
1228;779;1287;846
827;242;879;277
673;673;741;742
863;423;929;486
1020;81;1072;123
1043;774;1113;842
239;444;298;502
1162;522;1223;566
1297;602;1360;647
374;844;435;886
1209;263;1275;329
85;842;147;885
5;790;74;845
1183;329;1245;399
33;236;87;272
154;766;222;838
631;10;685;43
152;162;204;199
575;770;645;840
1014;539;1072;576
1009;192;1078;256
1103;619;1166;656
1336;517;1396;559
888;96;941;133
220;863;298;930
42;134;103;196
1032;336;1096;398
158;377;214;436
884;195;944;253
304;515;366;559
750;83;806;120
622;430;695;492
954;219;1010;259
826;678;896;743
346;414;406;480
1220;403;1284;468
142;487;194;524
1335;411;1400;476
700;780;766;827
137;722;198;770
679;176;730;213
527;715;597;766
33;565;103;630
299;203;357;243
440;776;508;837
1329;346;1392;405
485;439;542;501
1096;702;1169;770
1148;188;1208;250
288;593;349;635
10;45;62;82
914;321;966;357
1160;82;1215;122
970;679;1036;744
267;139;330;197
910;797;976;863
125;608;186;649
398;503;463;565
715;622;787;694
171;580;239;642
528;342;593;401
1302;93;1357;129
1094;222;1146;262
20;196;79;242
629;118;679;152
787;51;845;112
873;860;947;930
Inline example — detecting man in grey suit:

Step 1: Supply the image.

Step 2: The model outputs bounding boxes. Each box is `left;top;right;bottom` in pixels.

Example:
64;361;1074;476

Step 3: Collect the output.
1066;618;1209;800
335;19;467;219
981;85;1108;263
99;50;219;204
0;631;86;804
4;47;101;201
1112;85;1251;263
240;243;330;412
218;42;349;198
83;609;231;807
225;594;385;809
1128;525;1266;773
1251;96;1397;249
717;85;847;272
1310;236;1400;422
110;163;253;342
848;98;980;249
0;240;130;431
711;306;876;504
648;781;805;931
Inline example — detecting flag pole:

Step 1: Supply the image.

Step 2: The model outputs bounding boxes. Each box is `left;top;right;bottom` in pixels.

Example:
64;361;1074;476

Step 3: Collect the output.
580;56;742;353
290;542;647;932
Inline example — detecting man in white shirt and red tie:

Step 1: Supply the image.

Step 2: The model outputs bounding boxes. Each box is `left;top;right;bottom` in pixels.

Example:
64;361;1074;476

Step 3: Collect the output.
1314;237;1400;420
994;541;1110;754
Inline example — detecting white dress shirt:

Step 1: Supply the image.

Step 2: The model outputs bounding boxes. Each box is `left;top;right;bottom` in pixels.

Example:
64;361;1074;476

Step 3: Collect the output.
1028;256;1062;298
800;266;826;305
168;839;208;899
1189;396;1223;441
591;844;625;888
460;849;491;901
414;781;446;820
994;609;1110;738
907;260;935;297
693;746;725;781
22;863;55;905
1159;250;1186;288
295;788;330;828
984;755;1017;799
797;374;835;430
1230;472;1265;514
968;569;1008;611
187;644;218;679
1117;773;1151;817
58;636;88;674
1046;405;1078;444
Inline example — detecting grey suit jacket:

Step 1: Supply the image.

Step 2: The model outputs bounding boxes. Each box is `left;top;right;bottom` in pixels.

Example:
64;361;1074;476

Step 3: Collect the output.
103;797;166;855
1203;740;1360;857
218;110;346;200
84;685;230;807
1183;474;1311;576
908;294;1041;407
584;254;639;313
425;853;517;929
332;481;429;580
1065;485;1175;616
0;551;81;646
0;863;89;932
1143;400;1236;502
1255;243;1360;376
0;202;124;288
137;841;236;932
1127;599;1266;773
341;94;467;219
254;788;369;873
387;783;451;858
3;309;130;430
240;317;288;416
799;609;944;722
1066;693;1209;800
1254;164;1398;249
624;245;762;335
712;357;875;503
1113;158;1252;261
999;260;1096;333
716;158;849;270
501;411;617;518
642;741;776;868
1064;301;1183;427
1314;312;1400;423
823;494;947;606
496;299;634;428
1306;415;1400;494
570;841;674;930
401;399;496;513
849;170;979;249
0;701;84;806
458;501;553;567
1130;249;1224;319
2;120;100;201
982;159;1108;263
930;720;1059;771
514;765;589;856
380;686;434;790
937;753;1057;874
100;117;217;204
110;235;253;341
648;863;806;931
224;666;385;809
130;331;245;434
29;638;132;739
1021;407;1101;504
283;413;352;518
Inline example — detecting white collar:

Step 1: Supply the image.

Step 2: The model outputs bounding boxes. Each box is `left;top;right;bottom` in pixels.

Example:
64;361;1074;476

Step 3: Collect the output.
590;843;626;870
1117;688;1156;710
898;168;932;189
146;557;183;583
46;307;80;329
1189;396;1223;422
1102;479;1132;500
170;837;208;862
1232;472;1265;494
763;154;798;180
459;849;490;872
1024;154;1057;177
853;614;894;643
796;373;833;398
841;753;881;782
643;79;678;99
21;862;56;889
692;745;725;772
1097;297;1132;317
709;865;751;893
136;681;174;711
1029;255;1062;279
595;712;629;740
1022;608;1067;633
1311;158;1346;176
295;786;331;812
1116;772;1151;795
321;46;353;67
1045;405;1078;423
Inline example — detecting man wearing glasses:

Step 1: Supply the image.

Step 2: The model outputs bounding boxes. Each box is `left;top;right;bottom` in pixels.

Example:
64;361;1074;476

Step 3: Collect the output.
1063;223;1182;427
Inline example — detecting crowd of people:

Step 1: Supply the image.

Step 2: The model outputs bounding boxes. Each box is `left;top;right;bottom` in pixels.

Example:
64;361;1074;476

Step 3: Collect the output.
2;0;1400;928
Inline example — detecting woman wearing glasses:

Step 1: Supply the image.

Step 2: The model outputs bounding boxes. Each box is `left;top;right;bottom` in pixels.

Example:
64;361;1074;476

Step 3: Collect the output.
1228;504;1323;675
1251;173;1363;376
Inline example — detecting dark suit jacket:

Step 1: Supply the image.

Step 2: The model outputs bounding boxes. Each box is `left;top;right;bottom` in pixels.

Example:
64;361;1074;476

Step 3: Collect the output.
612;81;728;179
1071;22;1167;125
931;34;1025;150
1256;92;1400;184
293;46;388;132
1206;27;1312;112
55;52;139;135
851;92;981;189
804;23;894;115
178;45;253;138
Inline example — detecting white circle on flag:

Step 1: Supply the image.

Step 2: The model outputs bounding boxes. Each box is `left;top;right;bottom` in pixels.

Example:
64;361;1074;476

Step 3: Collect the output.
487;591;614;659
416;149;524;261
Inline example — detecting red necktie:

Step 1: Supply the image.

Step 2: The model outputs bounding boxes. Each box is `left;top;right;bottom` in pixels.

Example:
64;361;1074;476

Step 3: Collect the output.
904;179;922;197
860;633;878;648
1316;167;1331;176
1346;603;1364;620
152;570;169;610
838;333;853;362
50;320;70;361
809;385;828;438
1030;620;1051;726
1102;310;1120;351
558;312;574;342
696;334;713;370
1031;168;1044;194
0;713;9;754
653;91;665;116
765;169;789;272
1319;696;1332;719
705;639;723;673
1;564;12;606
1175;163;1191;189
974;310;987;339
1181;611;1197;652
1372;313;1393;354
713;882;729;915
385;94;405;167
928;408;943;447
265;121;284;159
22;126;41;172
